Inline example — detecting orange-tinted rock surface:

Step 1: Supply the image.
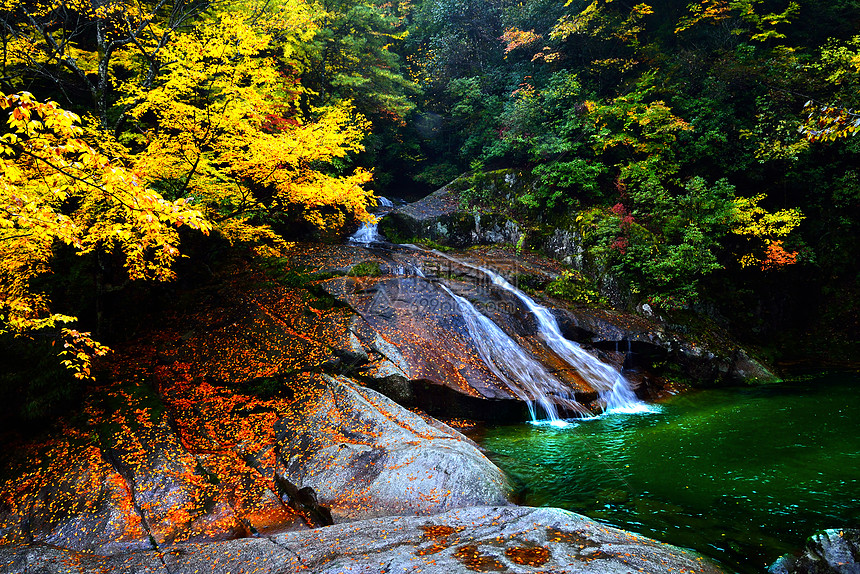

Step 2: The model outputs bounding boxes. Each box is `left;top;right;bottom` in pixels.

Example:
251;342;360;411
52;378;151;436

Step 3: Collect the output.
0;506;729;573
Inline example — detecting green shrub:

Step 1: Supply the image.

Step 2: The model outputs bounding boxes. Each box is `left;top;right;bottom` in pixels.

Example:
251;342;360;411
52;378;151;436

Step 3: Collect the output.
545;270;606;306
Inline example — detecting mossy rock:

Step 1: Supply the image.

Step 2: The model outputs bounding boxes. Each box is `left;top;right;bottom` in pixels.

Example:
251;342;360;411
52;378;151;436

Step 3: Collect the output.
348;261;382;277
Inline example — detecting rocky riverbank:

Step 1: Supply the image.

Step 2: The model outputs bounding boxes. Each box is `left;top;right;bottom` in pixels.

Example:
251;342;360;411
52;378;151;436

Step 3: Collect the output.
0;237;748;572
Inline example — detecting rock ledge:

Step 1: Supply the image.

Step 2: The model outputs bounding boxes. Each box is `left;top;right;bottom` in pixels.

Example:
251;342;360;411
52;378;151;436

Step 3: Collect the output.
0;505;729;574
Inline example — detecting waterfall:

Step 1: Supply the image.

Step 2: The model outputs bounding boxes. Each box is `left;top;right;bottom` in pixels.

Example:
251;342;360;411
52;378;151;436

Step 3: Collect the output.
441;285;592;424
349;196;396;244
428;251;650;415
406;264;589;424
349;221;381;244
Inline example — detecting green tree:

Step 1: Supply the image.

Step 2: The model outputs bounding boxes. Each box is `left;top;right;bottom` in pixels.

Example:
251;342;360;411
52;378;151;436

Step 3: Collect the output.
304;0;418;121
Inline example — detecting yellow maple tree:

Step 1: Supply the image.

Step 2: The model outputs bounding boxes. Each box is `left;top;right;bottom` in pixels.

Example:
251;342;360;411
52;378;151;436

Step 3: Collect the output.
120;2;375;241
733;194;803;270
0;0;377;377
1;91;211;376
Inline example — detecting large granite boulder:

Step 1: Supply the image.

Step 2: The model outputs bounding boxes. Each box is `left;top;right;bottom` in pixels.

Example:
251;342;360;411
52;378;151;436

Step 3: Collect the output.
0;505;729;574
770;529;860;574
1;354;509;553
319;272;598;415
275;374;511;522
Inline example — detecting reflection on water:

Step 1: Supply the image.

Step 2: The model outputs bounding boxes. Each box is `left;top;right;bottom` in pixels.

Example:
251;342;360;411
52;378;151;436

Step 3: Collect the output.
481;373;860;574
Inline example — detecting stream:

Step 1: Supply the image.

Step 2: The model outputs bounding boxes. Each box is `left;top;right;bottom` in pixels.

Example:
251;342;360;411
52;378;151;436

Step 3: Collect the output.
481;372;860;573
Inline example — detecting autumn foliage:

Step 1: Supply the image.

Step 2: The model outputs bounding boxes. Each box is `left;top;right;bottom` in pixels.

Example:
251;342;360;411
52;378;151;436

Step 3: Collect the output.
0;92;212;376
0;0;378;375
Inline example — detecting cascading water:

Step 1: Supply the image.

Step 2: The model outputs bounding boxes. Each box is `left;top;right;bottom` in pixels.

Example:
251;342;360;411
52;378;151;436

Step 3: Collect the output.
349;221;381;244
441;285;592;423
353;232;649;421
404;264;590;424
348;196;395;244
428;251;650;415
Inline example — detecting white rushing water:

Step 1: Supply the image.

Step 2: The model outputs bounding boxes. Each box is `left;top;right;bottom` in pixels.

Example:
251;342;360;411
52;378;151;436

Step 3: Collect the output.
349;221;381;244
351;226;649;421
428;251;651;416
442;283;593;423
348;196;395;244
406;264;589;423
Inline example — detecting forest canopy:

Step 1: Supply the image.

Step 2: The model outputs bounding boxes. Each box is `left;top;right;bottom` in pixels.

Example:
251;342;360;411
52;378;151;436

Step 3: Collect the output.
1;0;859;385
0;0;393;376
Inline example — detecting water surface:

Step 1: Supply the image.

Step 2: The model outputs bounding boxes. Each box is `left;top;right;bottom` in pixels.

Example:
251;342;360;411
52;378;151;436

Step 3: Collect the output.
481;373;860;573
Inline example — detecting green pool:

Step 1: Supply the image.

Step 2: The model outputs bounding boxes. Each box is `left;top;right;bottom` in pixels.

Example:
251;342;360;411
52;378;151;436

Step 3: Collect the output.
480;373;860;573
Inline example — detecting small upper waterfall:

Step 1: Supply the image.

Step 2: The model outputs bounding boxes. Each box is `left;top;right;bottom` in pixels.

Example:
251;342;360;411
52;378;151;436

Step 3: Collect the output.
429;251;650;415
348;196;395;245
349;221;381;244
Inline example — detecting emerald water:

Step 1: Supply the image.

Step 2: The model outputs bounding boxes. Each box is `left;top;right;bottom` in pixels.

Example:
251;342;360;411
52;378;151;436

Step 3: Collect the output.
481;373;860;573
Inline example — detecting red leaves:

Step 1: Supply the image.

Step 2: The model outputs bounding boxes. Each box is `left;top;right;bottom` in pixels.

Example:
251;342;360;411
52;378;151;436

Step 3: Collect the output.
500;28;542;54
610;236;629;254
760;240;798;271
261;113;300;134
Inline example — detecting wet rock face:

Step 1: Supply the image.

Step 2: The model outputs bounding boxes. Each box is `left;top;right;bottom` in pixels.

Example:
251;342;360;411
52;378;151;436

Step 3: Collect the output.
381;184;524;248
552;305;779;386
322;272;596;402
770;529;860;574
0;505;729;574
301;243;775;404
304;247;609;416
320;274;520;401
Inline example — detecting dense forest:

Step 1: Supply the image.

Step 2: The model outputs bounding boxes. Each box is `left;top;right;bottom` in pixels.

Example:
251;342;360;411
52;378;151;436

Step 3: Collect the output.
1;0;859;417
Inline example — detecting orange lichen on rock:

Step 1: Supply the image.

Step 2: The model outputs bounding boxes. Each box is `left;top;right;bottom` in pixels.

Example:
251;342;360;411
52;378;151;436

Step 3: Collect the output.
546;526;600;549
505;544;551;566
415;524;465;555
453;544;507;572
